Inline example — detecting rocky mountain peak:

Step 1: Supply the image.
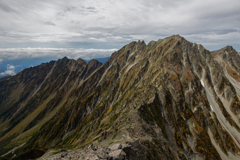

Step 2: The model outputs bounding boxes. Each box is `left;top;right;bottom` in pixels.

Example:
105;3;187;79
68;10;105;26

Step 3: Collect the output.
87;59;102;66
76;58;87;65
168;34;187;43
1;35;240;160
224;45;234;51
59;56;70;62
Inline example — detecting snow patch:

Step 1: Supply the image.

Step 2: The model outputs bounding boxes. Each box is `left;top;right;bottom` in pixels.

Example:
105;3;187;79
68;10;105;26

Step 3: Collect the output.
210;105;213;111
193;107;198;112
200;79;204;87
198;44;200;50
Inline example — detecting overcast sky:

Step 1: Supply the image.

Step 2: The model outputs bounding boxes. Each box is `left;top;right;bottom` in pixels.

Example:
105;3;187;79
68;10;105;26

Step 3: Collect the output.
0;0;240;62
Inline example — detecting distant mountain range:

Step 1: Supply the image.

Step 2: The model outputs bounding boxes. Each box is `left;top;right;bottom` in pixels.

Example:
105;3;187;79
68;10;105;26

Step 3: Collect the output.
0;57;110;79
1;35;240;160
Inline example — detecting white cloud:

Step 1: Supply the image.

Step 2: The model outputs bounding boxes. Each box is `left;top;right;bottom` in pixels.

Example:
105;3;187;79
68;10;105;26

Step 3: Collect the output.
0;0;239;51
0;59;3;63
0;64;16;77
0;48;116;60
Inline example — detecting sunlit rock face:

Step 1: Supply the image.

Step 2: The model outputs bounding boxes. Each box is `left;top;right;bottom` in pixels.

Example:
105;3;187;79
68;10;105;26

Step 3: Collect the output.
1;35;240;160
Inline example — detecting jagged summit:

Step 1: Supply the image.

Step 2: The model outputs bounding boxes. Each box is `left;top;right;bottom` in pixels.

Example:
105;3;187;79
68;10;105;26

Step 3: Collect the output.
87;58;101;65
1;35;240;160
76;57;87;64
211;45;237;55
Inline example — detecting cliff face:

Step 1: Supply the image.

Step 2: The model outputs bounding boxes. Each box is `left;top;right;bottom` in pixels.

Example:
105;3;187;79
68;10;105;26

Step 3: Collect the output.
1;35;240;160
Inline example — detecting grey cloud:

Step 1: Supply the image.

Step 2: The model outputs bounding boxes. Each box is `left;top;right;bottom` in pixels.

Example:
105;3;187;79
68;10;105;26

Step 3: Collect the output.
215;29;239;35
0;48;117;60
86;7;96;10
0;3;15;12
0;0;239;52
44;22;56;26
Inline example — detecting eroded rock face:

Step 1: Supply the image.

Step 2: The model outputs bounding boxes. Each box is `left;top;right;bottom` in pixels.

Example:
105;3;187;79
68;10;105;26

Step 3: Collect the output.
1;35;240;160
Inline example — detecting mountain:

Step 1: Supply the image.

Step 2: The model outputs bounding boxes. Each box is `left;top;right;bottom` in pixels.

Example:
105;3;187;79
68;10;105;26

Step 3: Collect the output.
1;35;240;160
0;57;110;79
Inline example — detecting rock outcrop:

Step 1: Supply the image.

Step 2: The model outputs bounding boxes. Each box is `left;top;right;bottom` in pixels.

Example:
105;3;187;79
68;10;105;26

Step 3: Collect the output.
39;142;144;160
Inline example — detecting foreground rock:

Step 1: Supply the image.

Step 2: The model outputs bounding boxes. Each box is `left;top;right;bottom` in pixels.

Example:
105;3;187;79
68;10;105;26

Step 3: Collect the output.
39;142;138;160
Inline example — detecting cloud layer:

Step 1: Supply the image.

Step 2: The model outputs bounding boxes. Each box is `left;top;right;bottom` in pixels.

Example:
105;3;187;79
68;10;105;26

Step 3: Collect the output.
0;64;17;77
0;0;239;51
0;48;116;60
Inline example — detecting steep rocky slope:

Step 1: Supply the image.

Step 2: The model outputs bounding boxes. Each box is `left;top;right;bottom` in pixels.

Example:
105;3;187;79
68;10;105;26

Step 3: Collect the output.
1;35;240;160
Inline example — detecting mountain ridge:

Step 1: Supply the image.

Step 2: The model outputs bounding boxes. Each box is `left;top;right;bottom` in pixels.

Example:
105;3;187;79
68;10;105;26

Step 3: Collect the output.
1;35;240;160
0;56;110;79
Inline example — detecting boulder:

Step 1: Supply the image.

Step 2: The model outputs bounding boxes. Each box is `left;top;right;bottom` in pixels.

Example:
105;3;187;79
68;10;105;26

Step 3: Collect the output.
108;143;122;151
108;149;126;160
90;144;98;151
